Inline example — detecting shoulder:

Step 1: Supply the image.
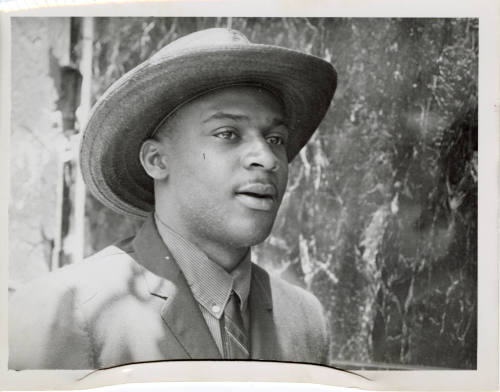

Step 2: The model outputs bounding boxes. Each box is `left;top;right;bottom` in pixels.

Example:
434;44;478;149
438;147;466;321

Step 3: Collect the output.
9;237;143;332
251;263;330;364
251;263;327;330
11;238;138;306
8;238;142;369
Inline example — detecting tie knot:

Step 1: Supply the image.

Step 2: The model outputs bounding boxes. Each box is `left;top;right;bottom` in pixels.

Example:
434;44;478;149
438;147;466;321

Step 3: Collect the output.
225;291;241;319
229;290;240;305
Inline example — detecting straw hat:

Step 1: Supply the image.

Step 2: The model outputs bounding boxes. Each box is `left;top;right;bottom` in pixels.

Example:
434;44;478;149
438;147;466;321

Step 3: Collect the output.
80;28;337;218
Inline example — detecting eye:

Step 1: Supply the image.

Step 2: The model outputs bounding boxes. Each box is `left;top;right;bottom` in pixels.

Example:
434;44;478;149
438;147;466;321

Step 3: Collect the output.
214;128;238;140
266;135;286;145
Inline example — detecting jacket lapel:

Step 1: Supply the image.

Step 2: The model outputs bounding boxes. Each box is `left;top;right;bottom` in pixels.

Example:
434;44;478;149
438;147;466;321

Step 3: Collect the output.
131;215;221;359
249;265;278;360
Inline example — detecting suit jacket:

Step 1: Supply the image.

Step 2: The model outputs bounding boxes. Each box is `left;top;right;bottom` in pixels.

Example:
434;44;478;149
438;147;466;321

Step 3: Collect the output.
9;217;330;369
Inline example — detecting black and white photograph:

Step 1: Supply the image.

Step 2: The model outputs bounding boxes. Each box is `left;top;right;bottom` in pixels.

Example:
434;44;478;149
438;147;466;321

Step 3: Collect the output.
0;4;498;390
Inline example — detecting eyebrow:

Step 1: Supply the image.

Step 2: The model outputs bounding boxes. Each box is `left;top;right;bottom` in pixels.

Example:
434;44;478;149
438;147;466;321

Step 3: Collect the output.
202;111;287;128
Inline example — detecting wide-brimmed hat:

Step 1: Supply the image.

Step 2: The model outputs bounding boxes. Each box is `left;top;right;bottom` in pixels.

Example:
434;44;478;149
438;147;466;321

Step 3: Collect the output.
80;28;337;218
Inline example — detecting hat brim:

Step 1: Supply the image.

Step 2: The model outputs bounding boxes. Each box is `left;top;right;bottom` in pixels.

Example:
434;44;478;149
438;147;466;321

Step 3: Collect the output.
80;44;337;218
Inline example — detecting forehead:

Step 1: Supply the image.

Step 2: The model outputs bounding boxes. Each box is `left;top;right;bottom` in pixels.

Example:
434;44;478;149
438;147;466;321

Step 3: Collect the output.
174;85;285;121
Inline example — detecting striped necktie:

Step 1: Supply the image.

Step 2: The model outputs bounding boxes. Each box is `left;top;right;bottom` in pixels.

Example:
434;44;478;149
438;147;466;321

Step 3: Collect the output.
223;291;250;359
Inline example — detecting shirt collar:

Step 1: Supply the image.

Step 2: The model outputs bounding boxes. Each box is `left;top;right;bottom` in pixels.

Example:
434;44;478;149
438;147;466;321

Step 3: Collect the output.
155;214;252;319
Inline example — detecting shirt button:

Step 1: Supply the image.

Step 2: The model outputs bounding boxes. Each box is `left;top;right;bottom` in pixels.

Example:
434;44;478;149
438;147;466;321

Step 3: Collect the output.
212;305;221;313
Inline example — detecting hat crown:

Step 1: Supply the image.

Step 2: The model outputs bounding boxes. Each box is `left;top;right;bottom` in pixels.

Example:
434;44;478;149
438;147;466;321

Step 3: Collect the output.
152;28;250;60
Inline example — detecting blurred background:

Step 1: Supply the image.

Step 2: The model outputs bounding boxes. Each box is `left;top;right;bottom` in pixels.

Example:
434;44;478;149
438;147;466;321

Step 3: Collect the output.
9;17;477;370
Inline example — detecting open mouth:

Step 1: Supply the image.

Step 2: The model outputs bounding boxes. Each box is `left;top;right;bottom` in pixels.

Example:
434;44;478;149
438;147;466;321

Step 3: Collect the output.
236;191;274;200
234;183;277;211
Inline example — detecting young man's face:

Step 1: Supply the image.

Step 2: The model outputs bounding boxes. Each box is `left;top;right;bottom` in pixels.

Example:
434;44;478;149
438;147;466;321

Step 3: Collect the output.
157;86;289;249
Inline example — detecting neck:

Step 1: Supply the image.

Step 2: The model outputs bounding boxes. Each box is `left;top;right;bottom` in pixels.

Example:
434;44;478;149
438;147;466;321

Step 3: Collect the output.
155;211;249;272
190;239;249;272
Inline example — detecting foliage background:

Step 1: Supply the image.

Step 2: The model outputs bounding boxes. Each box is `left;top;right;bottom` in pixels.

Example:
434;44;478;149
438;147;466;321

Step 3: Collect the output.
11;17;478;369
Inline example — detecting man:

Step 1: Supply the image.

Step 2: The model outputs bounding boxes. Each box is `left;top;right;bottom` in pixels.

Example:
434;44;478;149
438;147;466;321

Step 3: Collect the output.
9;27;337;369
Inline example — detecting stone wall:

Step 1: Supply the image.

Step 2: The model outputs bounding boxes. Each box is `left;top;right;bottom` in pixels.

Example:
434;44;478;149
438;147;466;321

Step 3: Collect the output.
9;17;71;287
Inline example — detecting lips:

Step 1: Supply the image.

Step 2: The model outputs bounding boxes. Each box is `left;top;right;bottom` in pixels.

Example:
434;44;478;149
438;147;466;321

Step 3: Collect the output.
236;183;277;199
234;182;278;211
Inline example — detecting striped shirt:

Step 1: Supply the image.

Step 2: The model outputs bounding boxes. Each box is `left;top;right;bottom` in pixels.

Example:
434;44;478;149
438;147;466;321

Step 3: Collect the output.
155;214;251;356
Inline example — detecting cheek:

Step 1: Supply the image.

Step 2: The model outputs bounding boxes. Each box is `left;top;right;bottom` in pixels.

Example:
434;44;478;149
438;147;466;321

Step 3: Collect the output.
177;151;232;199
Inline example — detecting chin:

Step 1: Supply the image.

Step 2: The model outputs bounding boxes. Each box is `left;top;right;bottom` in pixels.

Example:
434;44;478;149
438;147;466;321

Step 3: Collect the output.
225;217;275;247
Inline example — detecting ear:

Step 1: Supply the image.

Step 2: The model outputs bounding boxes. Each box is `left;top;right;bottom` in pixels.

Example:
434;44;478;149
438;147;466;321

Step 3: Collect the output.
139;139;169;180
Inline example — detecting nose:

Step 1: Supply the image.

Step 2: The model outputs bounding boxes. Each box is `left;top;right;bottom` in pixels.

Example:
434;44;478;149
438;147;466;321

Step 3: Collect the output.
241;135;280;172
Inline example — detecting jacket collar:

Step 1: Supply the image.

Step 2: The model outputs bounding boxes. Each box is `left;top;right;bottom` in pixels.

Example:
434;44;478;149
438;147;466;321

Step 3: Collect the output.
131;215;221;359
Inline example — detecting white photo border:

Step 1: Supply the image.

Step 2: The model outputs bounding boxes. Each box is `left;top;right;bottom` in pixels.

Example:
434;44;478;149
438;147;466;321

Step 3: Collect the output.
0;1;498;390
